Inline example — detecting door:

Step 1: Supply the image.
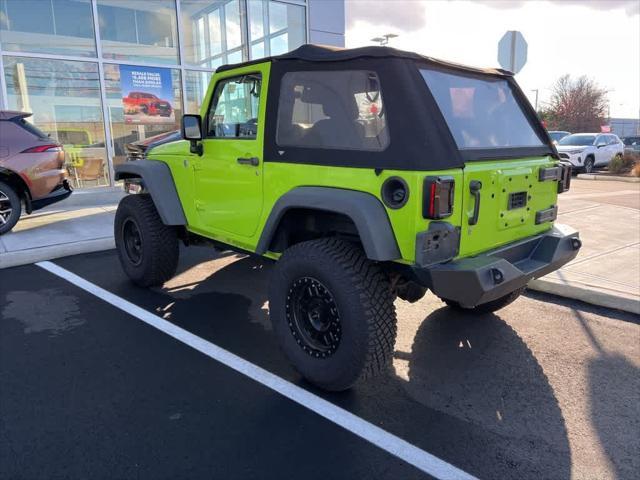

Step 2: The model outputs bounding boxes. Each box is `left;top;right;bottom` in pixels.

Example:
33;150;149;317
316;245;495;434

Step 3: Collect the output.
193;69;265;238
594;135;610;165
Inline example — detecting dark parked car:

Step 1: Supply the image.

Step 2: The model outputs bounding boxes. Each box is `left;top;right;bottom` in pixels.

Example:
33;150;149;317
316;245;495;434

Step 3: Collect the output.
622;136;640;153
548;130;571;144
0;111;71;234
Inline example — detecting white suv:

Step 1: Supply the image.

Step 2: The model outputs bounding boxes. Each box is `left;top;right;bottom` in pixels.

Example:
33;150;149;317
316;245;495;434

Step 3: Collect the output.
556;133;624;173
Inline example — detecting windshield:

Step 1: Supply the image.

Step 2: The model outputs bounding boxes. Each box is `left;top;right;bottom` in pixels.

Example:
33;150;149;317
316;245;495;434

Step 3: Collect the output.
420;68;545;150
558;134;595;146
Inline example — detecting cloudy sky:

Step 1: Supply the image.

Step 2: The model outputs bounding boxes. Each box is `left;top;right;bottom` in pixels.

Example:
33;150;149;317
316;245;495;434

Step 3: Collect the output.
345;0;640;118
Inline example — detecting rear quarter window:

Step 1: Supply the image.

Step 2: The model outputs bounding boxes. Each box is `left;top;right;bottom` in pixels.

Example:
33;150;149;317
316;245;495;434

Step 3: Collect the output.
276;70;389;151
13;118;49;140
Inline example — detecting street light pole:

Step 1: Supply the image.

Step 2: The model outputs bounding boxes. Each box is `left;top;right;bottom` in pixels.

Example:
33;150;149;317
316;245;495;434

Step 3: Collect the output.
530;89;539;111
371;33;398;46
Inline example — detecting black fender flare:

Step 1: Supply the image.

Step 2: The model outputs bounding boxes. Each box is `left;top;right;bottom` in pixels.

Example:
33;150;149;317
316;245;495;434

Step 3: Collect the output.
114;160;187;226
256;187;401;261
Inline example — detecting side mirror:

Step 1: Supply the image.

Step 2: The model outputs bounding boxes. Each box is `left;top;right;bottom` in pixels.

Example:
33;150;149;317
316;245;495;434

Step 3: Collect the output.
597;142;607;148
182;114;203;155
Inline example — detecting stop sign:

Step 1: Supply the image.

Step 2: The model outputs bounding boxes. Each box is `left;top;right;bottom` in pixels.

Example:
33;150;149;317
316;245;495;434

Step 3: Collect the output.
498;31;528;74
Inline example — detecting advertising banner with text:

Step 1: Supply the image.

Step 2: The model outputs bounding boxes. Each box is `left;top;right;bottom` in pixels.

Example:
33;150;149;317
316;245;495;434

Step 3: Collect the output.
121;65;174;125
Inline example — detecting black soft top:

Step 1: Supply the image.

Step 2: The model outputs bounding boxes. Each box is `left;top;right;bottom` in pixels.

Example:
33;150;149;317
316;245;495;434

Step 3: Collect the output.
217;44;514;77
217;44;555;171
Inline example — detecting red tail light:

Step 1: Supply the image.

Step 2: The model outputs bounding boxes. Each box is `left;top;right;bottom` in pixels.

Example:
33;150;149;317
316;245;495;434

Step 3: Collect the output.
21;144;62;153
423;176;455;219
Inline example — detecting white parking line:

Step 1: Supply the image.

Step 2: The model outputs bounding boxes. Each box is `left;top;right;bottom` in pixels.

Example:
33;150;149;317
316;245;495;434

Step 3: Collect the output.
37;260;478;480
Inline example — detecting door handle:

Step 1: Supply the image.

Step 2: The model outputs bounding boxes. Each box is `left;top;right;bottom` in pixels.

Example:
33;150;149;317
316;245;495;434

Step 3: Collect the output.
237;156;259;166
468;180;482;226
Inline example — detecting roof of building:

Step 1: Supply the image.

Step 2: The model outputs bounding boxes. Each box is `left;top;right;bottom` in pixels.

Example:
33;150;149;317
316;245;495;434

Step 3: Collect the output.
216;44;513;77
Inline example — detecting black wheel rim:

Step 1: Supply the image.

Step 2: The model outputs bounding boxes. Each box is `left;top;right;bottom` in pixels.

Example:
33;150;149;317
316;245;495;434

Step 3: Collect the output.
0;189;13;227
585;160;593;173
122;217;143;266
286;277;341;358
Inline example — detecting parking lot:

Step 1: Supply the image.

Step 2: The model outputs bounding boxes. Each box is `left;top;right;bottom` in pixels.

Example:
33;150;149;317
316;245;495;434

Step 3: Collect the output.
1;247;639;479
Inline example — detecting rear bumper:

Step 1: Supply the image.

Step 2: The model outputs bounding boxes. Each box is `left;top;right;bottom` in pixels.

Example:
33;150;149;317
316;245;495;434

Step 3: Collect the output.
31;180;72;211
413;224;582;307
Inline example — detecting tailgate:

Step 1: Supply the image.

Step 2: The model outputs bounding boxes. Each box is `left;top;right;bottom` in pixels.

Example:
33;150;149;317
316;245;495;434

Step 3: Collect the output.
459;157;559;257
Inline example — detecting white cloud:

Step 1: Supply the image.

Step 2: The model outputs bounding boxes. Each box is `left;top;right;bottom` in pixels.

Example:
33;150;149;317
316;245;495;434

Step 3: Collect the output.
473;0;640;16
345;0;640;118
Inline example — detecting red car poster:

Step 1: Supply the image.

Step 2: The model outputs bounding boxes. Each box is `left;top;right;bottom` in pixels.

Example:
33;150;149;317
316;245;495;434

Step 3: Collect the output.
121;65;174;124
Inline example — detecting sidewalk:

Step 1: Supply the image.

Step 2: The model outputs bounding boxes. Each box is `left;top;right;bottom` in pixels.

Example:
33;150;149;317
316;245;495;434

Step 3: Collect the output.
529;179;640;314
0;188;122;269
0;181;638;313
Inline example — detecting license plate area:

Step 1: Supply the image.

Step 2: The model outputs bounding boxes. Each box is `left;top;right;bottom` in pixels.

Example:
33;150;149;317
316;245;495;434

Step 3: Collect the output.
508;191;527;210
497;168;535;231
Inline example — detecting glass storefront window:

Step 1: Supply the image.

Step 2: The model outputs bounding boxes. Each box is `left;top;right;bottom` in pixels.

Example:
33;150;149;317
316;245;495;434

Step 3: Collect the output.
2;56;109;188
225;0;242;50
247;1;305;60
181;0;247;67
97;0;178;65
185;70;212;114
0;0;96;57
103;63;182;167
1;0;309;189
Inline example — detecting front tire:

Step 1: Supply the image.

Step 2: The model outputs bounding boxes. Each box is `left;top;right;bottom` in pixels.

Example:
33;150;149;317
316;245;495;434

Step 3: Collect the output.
0;180;21;235
442;287;525;314
583;157;595;174
269;238;397;391
114;194;179;287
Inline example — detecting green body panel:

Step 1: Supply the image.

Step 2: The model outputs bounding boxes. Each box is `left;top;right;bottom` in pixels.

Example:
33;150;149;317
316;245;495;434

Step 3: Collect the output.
460;157;557;257
148;64;560;266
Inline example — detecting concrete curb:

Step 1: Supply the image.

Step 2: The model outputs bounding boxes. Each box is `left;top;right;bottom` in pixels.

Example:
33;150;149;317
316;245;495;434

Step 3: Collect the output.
576;174;640;183
528;278;640;315
58;187;125;208
0;238;114;269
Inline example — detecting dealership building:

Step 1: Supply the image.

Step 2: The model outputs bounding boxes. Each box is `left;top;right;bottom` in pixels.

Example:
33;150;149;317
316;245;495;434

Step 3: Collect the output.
0;0;345;187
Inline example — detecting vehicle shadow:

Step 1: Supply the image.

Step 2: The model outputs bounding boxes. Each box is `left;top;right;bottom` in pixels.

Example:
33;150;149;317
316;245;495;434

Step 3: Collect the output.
122;249;572;479
572;308;640;479
397;307;571;479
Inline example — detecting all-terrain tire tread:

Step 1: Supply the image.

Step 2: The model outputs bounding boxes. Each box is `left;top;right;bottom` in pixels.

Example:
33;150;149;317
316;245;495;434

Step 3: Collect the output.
115;194;179;286
282;237;397;383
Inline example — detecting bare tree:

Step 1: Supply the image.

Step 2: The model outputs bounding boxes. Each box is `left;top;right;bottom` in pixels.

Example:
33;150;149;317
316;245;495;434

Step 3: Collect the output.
540;75;609;132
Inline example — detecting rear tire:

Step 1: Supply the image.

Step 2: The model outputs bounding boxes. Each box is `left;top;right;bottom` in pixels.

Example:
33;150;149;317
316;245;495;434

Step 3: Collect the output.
443;287;525;314
114;194;179;287
269;238;397;391
0;180;21;235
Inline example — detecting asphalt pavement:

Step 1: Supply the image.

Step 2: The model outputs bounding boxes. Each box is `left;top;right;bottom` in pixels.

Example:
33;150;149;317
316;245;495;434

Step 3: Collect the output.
1;247;638;479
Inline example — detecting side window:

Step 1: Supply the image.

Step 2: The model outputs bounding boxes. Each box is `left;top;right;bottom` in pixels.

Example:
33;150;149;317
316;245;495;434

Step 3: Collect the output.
276;70;389;151
206;73;262;139
608;135;618;145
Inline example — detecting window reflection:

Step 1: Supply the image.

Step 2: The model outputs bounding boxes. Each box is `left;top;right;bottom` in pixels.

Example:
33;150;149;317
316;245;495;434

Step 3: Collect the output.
247;0;305;60
0;0;96;57
97;0;178;65
181;0;244;67
185;70;213;114
3;56;109;188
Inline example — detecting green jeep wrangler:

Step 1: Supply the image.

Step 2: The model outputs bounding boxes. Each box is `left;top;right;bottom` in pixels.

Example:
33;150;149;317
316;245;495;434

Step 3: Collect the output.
114;45;580;391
